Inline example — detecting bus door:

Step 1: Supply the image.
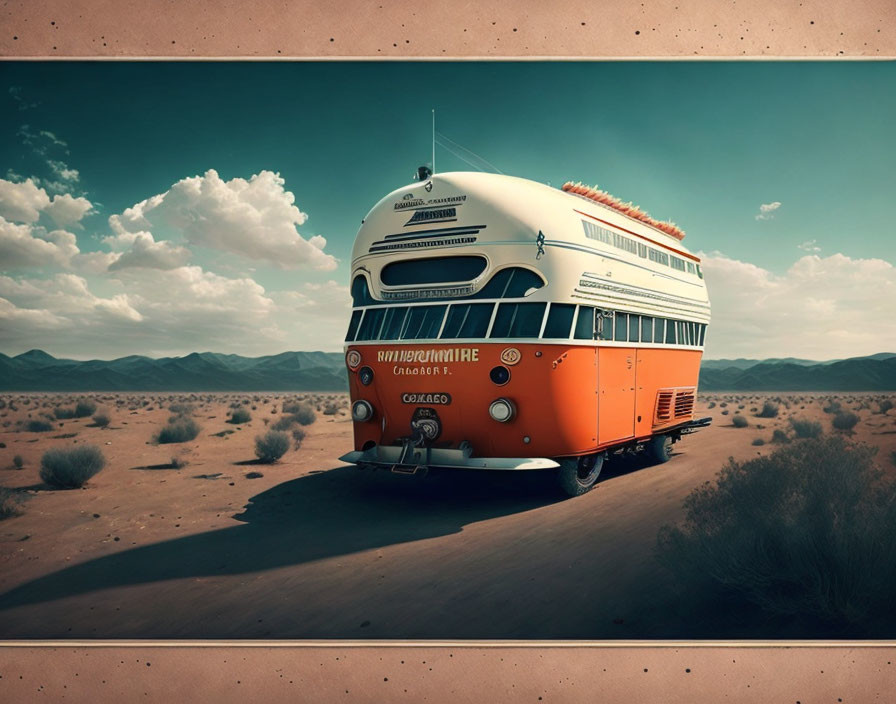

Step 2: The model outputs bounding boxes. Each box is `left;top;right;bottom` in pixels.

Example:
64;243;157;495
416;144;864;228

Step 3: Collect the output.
597;347;636;445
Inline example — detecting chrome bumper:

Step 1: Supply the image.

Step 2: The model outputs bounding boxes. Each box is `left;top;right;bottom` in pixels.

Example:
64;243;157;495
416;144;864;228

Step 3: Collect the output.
338;444;560;471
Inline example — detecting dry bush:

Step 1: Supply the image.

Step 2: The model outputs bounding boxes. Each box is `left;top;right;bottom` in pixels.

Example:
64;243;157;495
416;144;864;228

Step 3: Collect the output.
228;408;252;424
657;436;896;633
40;445;106;488
732;415;748;428
752;438;765;446
13;454;24;469
878;400;893;415
756;401;779;418
0;487;23;520
74;399;97;417
291;426;306;448
254;430;291;463
790;418;822;439
26;419;54;432
156;415;201;444
832;411;860;433
91;412;110;428
771;429;790;444
169;402;195;416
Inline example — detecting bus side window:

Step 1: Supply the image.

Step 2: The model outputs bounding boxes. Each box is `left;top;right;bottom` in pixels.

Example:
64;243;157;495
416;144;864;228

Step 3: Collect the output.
597;310;614;341
574;305;595;340
628;314;641;343
674;321;681;345
614;313;628;342
380;306;408;340
699;324;706;346
664;318;675;344
654;318;665;344
345;310;363;342
641;315;653;343
490;302;546;338
401;305;447;340
441;303;493;339
355;307;387;341
543;303;576;339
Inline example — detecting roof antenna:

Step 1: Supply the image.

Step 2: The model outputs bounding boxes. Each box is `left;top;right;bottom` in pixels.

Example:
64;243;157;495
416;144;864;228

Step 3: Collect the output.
431;108;436;174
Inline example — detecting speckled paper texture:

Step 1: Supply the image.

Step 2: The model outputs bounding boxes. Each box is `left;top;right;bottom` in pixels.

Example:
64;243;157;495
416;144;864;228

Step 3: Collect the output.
1;1;895;702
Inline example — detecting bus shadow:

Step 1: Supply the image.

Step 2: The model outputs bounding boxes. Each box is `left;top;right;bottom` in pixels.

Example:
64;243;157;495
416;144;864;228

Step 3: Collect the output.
0;464;564;613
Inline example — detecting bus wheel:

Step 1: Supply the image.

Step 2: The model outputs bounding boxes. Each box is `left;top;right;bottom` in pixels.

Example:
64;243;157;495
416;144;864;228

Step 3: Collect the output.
557;453;605;497
646;435;673;464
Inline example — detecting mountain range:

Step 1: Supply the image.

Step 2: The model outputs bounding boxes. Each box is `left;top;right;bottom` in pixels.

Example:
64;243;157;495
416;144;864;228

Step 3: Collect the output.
1;350;894;392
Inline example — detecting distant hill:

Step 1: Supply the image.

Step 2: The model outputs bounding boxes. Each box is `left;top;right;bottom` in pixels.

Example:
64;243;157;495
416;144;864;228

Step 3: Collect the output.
0;350;348;391
1;349;895;392
698;353;896;391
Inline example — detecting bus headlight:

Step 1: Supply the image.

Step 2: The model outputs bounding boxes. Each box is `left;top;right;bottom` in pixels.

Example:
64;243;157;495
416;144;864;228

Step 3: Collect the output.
488;398;516;423
352;400;374;422
358;366;374;385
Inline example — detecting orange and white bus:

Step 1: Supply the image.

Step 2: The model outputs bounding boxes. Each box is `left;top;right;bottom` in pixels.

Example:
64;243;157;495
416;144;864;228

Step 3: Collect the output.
339;170;711;496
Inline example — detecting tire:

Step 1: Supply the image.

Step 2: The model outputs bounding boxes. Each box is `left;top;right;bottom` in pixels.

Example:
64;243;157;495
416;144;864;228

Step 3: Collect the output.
645;435;673;464
557;453;605;497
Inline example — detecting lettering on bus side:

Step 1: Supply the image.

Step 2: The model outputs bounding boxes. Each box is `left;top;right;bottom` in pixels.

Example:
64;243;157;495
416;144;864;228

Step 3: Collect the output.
377;348;480;364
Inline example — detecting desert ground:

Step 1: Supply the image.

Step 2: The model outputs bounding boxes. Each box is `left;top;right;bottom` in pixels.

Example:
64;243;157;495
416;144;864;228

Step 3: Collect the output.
1;391;894;639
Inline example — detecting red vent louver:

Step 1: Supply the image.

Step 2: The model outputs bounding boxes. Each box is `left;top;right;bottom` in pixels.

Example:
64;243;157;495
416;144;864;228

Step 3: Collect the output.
562;182;686;241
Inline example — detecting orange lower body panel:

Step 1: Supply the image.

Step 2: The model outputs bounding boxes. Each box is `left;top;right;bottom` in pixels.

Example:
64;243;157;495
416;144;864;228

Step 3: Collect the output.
347;343;702;459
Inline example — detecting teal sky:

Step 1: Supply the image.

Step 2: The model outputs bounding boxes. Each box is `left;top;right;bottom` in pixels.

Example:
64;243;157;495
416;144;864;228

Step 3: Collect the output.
1;61;894;359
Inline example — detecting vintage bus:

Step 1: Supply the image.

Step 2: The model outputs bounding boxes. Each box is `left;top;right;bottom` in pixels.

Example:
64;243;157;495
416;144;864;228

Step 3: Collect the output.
339;170;711;496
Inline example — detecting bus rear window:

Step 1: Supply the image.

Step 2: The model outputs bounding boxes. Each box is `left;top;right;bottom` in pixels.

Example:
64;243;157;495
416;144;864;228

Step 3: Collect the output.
381;256;487;286
401;305;447;340
345;309;363;341
543;303;575;339
490;302;547;338
355;307;387;340
441;303;494;339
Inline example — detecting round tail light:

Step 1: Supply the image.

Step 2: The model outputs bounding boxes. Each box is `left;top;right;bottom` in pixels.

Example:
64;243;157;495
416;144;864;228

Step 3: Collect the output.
352;400;374;422
488;398;516;423
359;366;374;385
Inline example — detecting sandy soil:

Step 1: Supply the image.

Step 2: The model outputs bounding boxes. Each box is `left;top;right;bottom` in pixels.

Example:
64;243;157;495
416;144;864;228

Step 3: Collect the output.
1;391;894;639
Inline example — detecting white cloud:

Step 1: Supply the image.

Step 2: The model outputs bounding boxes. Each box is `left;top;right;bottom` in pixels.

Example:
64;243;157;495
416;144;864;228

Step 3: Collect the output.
109;169;338;271
44;193;93;227
47;159;80;183
0;217;80;269
798;239;821;253
0;178;51;223
107;232;191;271
701;252;896;360
755;201;782;221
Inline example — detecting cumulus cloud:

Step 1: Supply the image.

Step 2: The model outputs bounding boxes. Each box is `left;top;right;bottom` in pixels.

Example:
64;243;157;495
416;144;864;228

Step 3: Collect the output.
109;169;338;271
0;178;51;223
44;193;92;227
798;239;821;253
755;201;782;221
47;159;80;183
107;232;191;271
701;252;896;360
0;217;80;269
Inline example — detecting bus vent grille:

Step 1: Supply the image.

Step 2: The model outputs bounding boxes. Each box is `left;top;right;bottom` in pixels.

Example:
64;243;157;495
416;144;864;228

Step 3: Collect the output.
655;388;696;426
655;391;674;422
674;392;695;418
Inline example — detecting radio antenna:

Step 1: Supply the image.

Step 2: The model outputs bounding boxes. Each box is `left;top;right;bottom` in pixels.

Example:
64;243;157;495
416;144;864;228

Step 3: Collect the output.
431;109;436;174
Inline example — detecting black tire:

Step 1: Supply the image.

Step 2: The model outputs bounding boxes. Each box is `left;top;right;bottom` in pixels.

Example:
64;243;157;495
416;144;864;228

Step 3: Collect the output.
645;435;673;464
557;453;605;497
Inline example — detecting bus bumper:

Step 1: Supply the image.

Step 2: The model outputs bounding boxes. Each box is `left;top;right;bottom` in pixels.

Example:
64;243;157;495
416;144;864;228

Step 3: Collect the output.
339;444;560;471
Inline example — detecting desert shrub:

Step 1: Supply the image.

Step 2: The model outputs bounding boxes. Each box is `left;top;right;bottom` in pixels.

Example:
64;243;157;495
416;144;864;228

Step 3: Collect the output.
228;408;252;424
756;401;779;418
708;401;716;409
292;426;307;448
721;410;729;416
771;429;790;444
878;400;894;415
751;438;765;446
26;420;53;432
323;403;340;416
254;430;291;463
92;412;110;428
39;445;106;488
732;415;749;428
0;399;6;409
0;487;23;520
170;456;188;469
719;402;728;408
823;400;842;414
789;418;822;439
74;399;97;418
53;406;76;419
657;436;896;633
832;411;860;433
156;416;201;444
13;454;24;469
271;415;297;431
169;402;195;416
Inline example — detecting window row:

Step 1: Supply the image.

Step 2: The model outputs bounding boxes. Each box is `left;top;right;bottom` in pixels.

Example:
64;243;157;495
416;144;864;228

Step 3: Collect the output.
346;301;707;346
581;220;703;279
